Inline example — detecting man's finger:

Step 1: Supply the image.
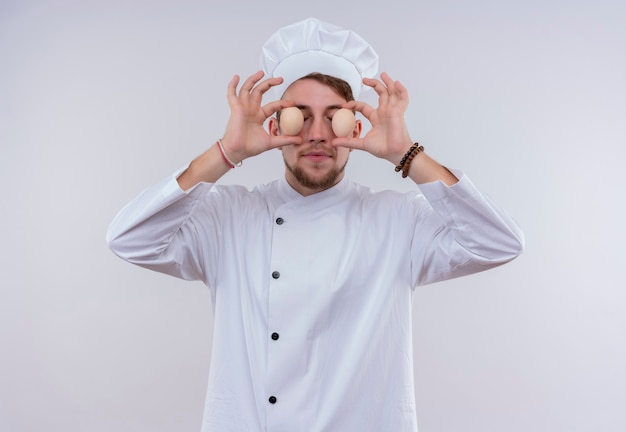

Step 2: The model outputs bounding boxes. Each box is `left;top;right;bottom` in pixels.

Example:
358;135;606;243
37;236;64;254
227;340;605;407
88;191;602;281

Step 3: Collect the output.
331;137;365;151
250;77;284;102
239;70;265;94
346;101;376;123
268;135;303;149
226;75;241;103
262;100;297;118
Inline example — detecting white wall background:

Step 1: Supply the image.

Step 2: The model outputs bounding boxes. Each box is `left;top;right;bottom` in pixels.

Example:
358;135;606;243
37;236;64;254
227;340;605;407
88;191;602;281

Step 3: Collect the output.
1;0;624;431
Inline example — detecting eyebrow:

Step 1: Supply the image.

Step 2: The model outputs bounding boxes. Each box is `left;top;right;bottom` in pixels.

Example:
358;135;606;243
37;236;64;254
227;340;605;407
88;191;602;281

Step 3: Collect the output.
296;104;343;112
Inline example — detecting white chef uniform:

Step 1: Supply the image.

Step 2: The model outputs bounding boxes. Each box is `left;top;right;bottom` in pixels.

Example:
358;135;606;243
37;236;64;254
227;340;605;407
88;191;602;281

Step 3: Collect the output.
107;168;524;432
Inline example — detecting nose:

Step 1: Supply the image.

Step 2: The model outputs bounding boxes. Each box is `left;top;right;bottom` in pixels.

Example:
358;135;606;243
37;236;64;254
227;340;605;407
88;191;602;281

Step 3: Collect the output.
306;116;328;145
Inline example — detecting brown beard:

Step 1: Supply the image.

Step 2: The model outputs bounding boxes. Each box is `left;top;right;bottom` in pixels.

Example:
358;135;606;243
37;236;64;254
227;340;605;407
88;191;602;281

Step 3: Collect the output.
283;157;348;192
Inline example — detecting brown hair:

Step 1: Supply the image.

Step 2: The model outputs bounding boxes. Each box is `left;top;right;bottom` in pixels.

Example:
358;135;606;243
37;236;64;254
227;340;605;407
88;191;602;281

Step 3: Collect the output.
277;73;354;123
291;72;355;102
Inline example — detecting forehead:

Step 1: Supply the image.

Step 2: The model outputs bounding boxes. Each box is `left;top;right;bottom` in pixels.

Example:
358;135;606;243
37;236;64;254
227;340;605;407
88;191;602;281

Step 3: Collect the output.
282;79;347;106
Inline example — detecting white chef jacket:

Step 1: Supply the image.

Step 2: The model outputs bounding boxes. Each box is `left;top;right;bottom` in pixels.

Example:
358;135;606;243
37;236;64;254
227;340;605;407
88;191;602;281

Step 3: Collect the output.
107;169;524;432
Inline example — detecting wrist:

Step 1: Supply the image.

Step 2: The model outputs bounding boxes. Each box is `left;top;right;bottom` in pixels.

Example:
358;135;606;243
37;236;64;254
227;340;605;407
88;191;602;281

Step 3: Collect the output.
384;144;411;166
394;143;425;178
177;145;231;190
217;139;243;168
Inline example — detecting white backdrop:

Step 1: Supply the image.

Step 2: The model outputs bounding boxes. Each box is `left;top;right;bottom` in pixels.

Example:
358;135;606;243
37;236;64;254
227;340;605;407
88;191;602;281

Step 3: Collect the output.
2;0;625;431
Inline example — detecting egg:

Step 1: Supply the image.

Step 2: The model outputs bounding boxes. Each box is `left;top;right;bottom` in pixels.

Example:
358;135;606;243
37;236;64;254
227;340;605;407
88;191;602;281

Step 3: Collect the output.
331;108;356;137
279;107;304;136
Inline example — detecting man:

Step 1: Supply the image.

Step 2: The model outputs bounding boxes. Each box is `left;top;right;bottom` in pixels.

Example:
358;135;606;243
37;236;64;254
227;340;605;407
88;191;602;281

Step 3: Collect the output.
108;18;523;432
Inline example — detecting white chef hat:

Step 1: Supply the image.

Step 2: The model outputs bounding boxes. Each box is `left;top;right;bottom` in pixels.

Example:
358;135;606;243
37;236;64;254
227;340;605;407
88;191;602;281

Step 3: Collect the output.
260;17;379;100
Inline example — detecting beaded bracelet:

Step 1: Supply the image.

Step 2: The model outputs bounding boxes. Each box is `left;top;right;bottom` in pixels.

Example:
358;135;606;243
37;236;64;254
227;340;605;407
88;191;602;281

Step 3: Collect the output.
395;143;424;178
401;145;424;178
216;139;242;169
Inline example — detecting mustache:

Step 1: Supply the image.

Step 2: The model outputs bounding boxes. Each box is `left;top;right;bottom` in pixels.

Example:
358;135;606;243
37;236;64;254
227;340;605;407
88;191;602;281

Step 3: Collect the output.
297;146;335;158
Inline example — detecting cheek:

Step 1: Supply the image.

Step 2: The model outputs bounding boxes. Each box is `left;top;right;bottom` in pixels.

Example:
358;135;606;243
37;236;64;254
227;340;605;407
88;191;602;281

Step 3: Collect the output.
299;122;311;135
336;147;351;162
281;146;297;161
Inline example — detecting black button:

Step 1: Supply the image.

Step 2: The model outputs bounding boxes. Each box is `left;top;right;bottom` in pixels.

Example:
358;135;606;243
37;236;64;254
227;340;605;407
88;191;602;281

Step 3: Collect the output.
269;396;277;404
271;332;279;340
272;271;280;279
275;217;284;225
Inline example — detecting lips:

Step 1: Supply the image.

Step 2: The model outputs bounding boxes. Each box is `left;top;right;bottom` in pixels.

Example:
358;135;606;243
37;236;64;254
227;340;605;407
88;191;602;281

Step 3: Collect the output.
301;150;333;162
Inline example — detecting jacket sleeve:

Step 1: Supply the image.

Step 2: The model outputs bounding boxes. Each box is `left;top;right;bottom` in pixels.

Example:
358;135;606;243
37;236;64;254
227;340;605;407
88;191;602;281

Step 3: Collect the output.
106;170;219;282
410;170;525;287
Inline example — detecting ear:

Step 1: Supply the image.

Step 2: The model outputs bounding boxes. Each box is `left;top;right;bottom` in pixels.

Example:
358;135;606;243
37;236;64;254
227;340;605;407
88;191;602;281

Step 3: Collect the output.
268;117;285;152
352;119;363;138
268;117;280;137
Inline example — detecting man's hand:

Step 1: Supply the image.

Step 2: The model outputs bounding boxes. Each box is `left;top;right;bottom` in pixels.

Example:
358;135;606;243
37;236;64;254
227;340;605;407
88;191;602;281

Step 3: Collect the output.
332;72;457;186
332;72;413;165
177;71;302;190
221;71;302;164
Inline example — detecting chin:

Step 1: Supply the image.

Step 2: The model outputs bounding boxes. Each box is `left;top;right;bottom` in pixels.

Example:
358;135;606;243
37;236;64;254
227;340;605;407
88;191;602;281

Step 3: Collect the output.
285;157;348;191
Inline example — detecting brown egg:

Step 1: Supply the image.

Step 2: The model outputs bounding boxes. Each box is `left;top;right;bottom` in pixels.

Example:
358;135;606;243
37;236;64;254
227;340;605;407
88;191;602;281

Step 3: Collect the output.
280;107;304;135
332;108;356;137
